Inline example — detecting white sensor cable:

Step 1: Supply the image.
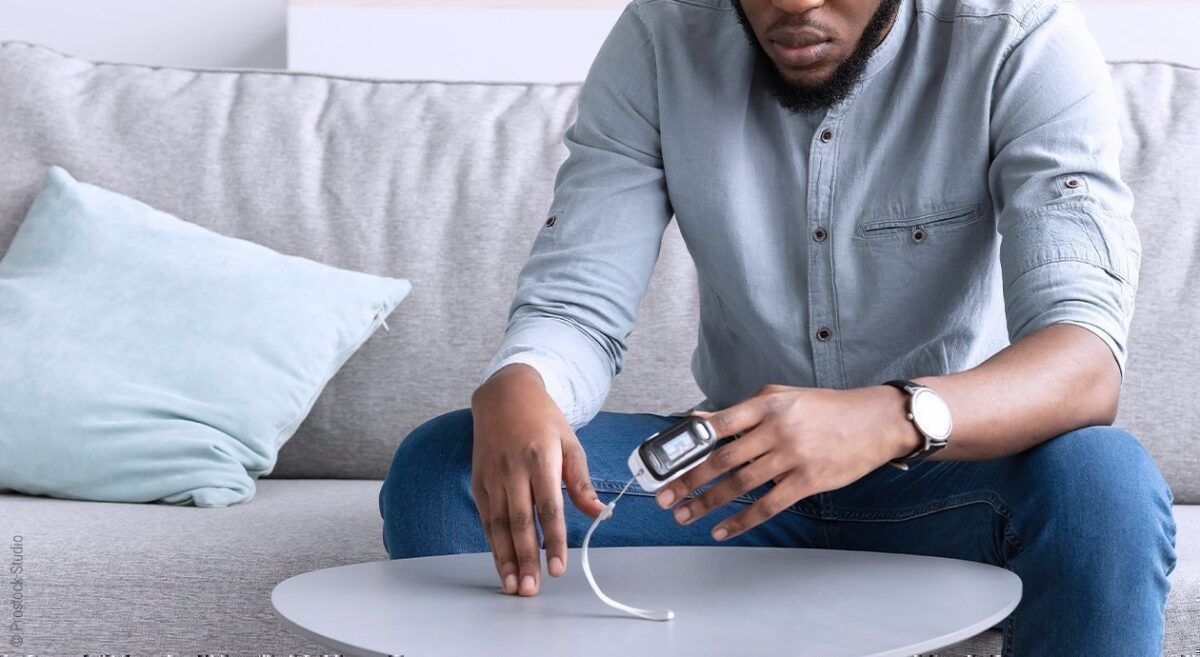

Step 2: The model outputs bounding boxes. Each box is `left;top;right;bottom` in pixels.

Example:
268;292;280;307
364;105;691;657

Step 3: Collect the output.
580;473;675;622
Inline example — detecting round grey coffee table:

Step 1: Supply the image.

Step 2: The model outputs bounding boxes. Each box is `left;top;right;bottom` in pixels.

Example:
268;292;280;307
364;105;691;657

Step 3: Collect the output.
272;546;1021;657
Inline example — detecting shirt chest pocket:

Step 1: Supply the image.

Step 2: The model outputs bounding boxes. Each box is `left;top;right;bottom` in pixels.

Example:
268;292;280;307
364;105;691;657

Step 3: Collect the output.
843;202;1001;370
855;203;988;244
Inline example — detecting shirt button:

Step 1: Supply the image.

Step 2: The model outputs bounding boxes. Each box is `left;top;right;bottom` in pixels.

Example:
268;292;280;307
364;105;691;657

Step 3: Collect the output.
812;227;828;242
1065;178;1081;189
911;226;926;243
816;327;832;342
545;215;557;227
820;129;834;143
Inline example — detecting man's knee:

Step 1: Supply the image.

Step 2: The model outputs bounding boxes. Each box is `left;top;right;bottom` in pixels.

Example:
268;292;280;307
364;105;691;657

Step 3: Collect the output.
387;408;475;482
1030;426;1171;501
1018;425;1176;565
380;408;483;558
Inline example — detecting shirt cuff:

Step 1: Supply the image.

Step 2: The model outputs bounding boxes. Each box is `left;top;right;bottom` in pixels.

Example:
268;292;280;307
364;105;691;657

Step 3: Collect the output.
477;314;614;429
1004;258;1136;377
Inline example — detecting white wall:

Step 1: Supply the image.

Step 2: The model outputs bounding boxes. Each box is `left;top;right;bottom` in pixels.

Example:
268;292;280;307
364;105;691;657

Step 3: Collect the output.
0;0;287;69
1082;0;1200;66
288;4;624;82
289;0;1200;82
0;0;1195;74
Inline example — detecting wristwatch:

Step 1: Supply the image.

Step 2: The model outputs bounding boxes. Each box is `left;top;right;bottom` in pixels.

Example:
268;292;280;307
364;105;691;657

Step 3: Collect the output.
883;379;953;471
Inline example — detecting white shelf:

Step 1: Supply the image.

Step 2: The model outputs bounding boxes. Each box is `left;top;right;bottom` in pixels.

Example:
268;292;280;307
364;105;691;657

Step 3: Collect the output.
290;0;624;7
287;0;625;82
286;0;1200;84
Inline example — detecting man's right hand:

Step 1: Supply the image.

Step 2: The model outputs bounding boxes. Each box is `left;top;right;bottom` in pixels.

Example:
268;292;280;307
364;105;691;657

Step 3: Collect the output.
469;363;607;597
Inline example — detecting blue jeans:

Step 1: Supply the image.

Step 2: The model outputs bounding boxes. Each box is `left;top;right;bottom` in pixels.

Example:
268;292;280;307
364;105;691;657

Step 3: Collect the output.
379;409;1178;656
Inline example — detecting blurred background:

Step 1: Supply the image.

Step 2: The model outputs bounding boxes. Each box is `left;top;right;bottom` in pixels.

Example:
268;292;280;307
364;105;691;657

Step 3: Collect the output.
0;0;1196;82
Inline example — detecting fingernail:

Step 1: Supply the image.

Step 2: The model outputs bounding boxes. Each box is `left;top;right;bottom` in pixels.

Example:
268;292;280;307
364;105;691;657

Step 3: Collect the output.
550;556;564;575
657;488;675;508
674;505;691;523
521;575;536;594
504;573;517;593
713;527;728;541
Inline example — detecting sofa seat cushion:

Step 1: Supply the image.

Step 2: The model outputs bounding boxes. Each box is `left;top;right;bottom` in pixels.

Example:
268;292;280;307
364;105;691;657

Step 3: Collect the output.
0;479;386;654
1;484;1195;655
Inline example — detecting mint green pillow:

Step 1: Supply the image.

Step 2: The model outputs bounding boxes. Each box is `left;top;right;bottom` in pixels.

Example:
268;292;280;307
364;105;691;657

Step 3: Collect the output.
0;167;411;507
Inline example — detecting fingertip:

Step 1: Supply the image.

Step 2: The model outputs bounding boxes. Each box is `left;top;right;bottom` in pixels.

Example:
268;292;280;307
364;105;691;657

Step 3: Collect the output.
656;488;675;508
575;495;601;516
549;555;565;577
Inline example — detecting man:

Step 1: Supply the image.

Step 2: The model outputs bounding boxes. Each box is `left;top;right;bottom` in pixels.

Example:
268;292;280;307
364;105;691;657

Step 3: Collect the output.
379;0;1178;653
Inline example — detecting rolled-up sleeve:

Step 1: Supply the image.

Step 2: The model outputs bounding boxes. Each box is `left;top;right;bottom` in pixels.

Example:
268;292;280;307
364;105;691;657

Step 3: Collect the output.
989;1;1141;376
477;2;673;428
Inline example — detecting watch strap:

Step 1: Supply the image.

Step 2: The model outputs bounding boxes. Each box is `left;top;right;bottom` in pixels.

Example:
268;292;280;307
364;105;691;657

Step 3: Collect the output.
883;379;938;470
884;379;919;394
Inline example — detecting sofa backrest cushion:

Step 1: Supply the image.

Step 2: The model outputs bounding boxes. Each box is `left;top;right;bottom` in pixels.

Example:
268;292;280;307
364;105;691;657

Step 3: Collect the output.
0;42;1195;501
1108;62;1200;504
0;42;703;482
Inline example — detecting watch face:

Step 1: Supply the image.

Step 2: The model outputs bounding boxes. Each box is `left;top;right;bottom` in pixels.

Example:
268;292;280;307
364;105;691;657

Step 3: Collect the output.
911;388;952;441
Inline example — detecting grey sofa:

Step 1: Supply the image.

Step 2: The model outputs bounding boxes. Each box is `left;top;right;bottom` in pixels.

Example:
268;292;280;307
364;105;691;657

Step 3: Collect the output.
0;40;1195;656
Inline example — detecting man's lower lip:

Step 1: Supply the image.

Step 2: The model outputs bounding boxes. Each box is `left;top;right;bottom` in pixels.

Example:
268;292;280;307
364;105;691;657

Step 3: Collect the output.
770;40;831;68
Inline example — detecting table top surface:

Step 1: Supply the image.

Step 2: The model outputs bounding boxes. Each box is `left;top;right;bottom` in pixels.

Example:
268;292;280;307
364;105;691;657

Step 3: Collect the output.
272;546;1021;657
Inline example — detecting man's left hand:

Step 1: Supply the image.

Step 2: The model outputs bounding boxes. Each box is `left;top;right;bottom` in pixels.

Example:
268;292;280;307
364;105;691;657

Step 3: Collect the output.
655;383;923;541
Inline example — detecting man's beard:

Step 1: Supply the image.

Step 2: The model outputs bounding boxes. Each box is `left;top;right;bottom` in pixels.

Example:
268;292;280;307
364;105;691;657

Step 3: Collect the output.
732;0;902;114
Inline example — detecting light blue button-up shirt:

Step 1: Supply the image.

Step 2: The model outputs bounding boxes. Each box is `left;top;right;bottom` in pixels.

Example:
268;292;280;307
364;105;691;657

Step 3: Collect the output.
479;0;1141;429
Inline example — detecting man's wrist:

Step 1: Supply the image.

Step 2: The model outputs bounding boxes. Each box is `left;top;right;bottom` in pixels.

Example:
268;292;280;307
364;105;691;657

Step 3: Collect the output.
874;384;925;462
472;362;547;405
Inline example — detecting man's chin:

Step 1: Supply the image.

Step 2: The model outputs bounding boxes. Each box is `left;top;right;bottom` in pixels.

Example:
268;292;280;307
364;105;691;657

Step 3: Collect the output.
770;59;841;89
774;75;841;100
778;69;836;91
736;0;903;114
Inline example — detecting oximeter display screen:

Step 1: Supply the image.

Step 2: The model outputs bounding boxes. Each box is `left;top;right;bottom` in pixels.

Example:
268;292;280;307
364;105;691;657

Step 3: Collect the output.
643;420;712;478
659;433;697;461
635;416;716;482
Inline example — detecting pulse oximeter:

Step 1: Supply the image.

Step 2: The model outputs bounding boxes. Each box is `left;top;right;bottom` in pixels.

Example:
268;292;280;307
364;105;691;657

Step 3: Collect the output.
627;415;719;492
